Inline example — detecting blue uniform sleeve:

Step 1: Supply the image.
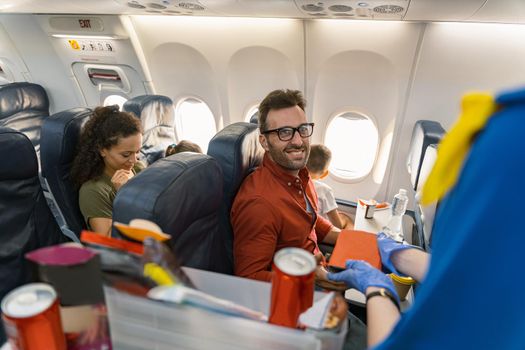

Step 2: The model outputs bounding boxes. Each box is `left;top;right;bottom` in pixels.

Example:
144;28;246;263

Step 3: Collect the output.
374;98;525;349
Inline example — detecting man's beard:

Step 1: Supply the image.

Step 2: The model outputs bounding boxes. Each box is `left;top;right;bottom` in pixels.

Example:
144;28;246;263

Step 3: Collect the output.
267;142;310;172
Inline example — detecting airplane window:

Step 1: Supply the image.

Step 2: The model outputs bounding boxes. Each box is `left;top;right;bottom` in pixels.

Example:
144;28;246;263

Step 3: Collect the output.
245;105;259;123
103;94;128;110
324;111;379;180
175;97;216;153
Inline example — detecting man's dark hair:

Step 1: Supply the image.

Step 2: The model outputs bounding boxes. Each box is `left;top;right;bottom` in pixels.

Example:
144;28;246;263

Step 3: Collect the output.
307;144;332;174
258;89;306;132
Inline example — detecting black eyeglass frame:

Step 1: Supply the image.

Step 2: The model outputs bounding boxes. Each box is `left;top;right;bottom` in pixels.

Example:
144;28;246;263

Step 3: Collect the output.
261;123;315;141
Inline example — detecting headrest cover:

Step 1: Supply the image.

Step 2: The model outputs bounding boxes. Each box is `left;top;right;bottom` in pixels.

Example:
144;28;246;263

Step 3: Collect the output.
123;95;174;130
0;127;38;179
207;122;264;203
0;82;49;119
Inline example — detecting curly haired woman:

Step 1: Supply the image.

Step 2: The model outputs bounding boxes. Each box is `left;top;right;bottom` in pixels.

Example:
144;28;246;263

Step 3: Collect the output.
71;106;144;236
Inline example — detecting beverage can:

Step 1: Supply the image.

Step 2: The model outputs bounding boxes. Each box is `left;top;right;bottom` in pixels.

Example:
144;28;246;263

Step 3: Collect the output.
1;283;66;350
268;248;316;328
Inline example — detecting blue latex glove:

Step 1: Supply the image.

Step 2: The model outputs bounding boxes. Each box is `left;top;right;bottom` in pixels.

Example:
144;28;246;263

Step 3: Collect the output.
327;260;398;301
377;232;418;275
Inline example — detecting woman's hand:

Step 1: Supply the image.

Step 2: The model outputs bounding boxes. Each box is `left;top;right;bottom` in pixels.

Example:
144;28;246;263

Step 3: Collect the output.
111;169;133;191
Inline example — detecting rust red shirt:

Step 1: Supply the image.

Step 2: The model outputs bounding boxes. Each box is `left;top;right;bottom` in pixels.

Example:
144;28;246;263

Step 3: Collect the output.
231;153;333;282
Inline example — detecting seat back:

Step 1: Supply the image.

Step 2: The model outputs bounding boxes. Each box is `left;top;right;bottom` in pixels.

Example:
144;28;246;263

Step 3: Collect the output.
207;122;264;273
0;127;63;342
406;120;446;251
112;152;226;272
415;144;439;250
40;108;93;238
406;120;446;190
123;95;176;165
0;82;50;157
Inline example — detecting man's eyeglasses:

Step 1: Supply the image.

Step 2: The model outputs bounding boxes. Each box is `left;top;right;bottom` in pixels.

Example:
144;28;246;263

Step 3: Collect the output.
262;123;314;141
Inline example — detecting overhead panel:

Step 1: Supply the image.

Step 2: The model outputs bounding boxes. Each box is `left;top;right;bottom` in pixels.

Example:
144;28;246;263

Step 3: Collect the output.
405;0;486;22
202;0;303;17
468;0;525;24
294;0;409;20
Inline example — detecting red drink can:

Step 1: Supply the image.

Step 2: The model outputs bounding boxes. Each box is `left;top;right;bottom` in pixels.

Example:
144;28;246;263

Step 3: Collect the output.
1;283;66;350
268;248;316;328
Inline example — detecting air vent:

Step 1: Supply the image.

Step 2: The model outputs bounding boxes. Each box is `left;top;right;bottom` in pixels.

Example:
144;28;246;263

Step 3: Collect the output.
333;13;354;17
328;5;352;12
178;2;205;10
127;1;146;9
164;10;181;13
309;12;327;16
148;3;167;9
146;9;162;13
302;4;324;12
373;5;404;14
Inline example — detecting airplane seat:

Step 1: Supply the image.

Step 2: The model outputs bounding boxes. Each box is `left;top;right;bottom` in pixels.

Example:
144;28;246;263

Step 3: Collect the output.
406;120;446;250
122;95;176;165
0;127;64;342
406;120;446;190
112;152;228;273
415;144;439;250
249;111;259;124
0;82;50;157
40;107;93;240
207;122;264;274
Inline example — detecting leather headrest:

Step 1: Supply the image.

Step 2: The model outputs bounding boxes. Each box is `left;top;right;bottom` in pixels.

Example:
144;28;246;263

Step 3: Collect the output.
123;95;174;131
207;122;264;203
0;127;38;179
40;107;92;178
0;82;49;120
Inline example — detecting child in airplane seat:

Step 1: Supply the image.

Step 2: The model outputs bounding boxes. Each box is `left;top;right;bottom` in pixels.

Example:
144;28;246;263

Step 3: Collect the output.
164;140;202;157
71;105;144;237
306;144;354;229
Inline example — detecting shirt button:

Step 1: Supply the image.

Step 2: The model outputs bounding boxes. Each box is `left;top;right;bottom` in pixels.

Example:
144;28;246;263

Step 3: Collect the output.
288;182;291;186
299;190;302;194
295;179;300;183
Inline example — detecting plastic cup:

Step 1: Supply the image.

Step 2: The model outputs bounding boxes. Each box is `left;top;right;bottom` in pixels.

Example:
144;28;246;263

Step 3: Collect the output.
389;274;415;301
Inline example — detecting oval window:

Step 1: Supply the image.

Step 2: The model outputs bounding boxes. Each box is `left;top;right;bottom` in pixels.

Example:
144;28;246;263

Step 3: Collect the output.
245;105;259;123
103;94;128;110
175;97;216;153
324;111;379;180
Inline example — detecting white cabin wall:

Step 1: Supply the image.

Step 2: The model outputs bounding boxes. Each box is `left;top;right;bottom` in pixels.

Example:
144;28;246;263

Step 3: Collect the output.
127;16;304;126
388;22;525;208
0;14;83;113
305;20;425;203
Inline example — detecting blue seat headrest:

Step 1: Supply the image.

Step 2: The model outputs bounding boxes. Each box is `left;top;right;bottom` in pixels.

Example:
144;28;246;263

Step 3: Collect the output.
207;122;264;204
0;127;38;179
122;94;176;164
0;82;50;151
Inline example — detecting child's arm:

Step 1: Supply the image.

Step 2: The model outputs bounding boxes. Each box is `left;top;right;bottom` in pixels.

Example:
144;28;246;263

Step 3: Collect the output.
326;209;345;229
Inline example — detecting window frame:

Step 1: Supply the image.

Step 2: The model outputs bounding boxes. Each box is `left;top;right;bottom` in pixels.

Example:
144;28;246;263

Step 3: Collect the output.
174;95;217;152
322;108;380;183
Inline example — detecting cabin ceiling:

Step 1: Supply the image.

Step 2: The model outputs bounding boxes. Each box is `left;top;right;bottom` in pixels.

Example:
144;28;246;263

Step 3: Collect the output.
0;0;524;24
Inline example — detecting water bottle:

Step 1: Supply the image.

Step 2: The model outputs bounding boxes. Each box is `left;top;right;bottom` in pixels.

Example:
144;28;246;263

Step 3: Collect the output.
382;189;409;242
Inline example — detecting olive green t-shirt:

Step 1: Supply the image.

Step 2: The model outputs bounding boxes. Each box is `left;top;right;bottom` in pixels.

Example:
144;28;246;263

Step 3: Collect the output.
78;163;144;229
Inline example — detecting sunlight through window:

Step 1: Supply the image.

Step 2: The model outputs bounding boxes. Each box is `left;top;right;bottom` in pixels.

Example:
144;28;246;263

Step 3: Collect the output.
175;97;216;153
103;95;128;110
325;112;379;180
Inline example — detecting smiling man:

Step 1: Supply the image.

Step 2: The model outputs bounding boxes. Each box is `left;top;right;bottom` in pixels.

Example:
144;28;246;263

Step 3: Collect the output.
231;89;341;282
